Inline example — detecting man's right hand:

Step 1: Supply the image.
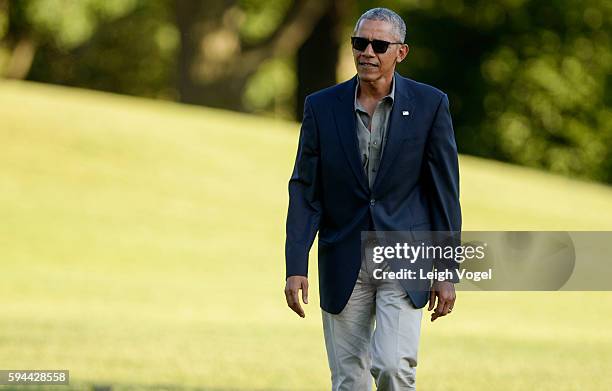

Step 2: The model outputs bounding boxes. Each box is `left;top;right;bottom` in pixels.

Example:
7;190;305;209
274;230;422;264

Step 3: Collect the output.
284;276;309;318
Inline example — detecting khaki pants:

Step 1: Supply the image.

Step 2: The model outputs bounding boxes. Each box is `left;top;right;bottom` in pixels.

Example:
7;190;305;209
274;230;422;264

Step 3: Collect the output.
321;257;423;390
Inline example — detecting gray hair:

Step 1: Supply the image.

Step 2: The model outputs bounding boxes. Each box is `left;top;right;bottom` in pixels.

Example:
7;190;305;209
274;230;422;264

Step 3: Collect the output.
354;8;406;43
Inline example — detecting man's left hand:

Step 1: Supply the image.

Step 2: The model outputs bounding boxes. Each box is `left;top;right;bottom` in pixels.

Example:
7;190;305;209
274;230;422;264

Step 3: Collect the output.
428;281;456;322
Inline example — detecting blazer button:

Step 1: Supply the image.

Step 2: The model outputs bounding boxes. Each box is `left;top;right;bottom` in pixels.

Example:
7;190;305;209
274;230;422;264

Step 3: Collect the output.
370;199;376;206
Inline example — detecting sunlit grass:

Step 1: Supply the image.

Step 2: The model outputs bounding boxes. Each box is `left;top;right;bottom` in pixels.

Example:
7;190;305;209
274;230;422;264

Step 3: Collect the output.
1;80;612;390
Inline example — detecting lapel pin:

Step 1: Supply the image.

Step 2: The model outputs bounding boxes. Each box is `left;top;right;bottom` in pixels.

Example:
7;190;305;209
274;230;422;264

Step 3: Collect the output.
402;110;410;116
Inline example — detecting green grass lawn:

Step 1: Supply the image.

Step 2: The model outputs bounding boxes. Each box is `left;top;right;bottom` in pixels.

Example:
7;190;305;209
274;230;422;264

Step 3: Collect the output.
1;79;612;391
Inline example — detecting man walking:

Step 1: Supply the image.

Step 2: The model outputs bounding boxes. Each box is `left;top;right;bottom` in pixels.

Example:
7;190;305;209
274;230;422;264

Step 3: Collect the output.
284;7;461;390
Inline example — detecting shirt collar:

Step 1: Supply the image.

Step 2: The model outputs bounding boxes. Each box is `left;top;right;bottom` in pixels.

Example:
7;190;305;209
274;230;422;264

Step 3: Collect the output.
354;73;396;113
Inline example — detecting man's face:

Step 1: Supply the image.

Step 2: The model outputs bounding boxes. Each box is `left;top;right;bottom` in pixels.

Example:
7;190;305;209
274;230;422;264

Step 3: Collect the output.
352;19;408;82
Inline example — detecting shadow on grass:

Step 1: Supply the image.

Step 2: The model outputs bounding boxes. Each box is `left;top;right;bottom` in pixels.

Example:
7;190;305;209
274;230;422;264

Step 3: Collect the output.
0;381;320;391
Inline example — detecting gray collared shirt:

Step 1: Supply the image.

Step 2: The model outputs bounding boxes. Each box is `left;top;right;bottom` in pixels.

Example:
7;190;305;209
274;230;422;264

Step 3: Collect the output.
354;74;395;188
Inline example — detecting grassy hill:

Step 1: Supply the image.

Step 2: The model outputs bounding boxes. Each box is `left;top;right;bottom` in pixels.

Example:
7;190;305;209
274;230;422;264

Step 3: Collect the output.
1;79;612;390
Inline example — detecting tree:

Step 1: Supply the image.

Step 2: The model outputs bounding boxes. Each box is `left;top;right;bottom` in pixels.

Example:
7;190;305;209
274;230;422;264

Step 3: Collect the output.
175;0;331;114
388;0;612;183
295;0;350;120
1;0;143;80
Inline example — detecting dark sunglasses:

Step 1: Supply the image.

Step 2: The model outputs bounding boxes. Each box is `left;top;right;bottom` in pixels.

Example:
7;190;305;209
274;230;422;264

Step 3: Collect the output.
351;36;404;53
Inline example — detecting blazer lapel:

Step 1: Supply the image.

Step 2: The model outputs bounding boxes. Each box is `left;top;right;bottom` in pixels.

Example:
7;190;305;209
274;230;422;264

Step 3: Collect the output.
333;75;369;192
371;73;416;191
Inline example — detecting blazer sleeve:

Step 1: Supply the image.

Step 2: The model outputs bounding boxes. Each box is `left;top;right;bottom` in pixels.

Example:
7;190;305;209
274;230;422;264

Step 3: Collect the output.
285;96;322;279
423;93;462;282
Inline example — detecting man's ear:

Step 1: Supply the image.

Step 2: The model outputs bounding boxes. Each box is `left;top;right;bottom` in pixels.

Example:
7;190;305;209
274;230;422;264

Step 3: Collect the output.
397;44;410;63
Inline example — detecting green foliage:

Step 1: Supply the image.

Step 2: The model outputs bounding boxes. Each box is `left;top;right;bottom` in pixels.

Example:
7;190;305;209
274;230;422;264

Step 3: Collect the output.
481;1;612;182
386;0;612;183
239;0;292;43
243;56;296;118
24;0;138;49
24;0;178;99
2;0;612;183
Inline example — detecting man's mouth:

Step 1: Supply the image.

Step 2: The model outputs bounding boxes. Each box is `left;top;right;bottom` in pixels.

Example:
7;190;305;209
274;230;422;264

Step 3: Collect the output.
359;62;378;67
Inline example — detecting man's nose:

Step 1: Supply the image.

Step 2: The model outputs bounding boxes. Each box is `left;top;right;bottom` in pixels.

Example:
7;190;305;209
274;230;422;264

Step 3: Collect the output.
362;42;375;56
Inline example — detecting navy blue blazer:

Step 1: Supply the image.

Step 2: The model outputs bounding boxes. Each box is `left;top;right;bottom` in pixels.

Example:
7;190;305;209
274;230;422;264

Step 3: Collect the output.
285;71;462;314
